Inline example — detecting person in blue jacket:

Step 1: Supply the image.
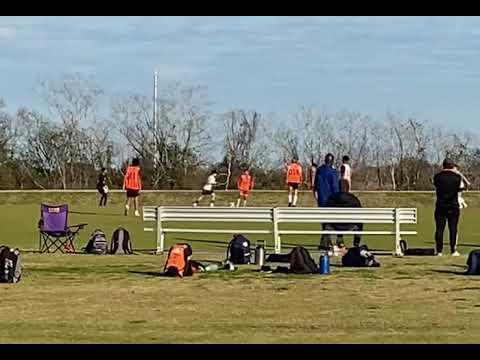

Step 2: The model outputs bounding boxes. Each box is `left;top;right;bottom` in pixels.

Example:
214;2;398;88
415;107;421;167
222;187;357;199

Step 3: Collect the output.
314;153;340;207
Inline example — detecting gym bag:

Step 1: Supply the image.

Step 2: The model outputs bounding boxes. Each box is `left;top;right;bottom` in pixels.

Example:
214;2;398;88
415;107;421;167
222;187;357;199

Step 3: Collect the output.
289;246;318;274
399;239;435;256
0;246;22;283
110;227;133;255
342;245;380;267
84;229;108;255
466;250;480;275
164;243;193;277
226;235;251;264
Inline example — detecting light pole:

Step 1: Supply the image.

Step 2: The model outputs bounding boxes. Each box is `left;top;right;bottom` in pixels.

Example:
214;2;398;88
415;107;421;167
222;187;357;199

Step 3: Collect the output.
153;70;158;173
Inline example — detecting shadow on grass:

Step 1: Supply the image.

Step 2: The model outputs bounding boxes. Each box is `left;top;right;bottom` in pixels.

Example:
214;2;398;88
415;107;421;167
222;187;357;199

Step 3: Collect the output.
423;241;480;248
70;211;124;217
129;270;165;277
431;269;467;276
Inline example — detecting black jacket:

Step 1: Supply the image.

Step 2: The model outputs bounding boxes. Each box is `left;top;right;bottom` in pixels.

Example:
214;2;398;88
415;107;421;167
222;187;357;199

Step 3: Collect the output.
97;174;107;188
326;191;362;208
433;170;461;210
325;192;362;230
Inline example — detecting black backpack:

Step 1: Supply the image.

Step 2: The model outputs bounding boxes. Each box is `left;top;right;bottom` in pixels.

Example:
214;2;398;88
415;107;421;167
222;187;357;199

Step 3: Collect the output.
399;239;435;256
84;229;108;255
110;227;133;255
342;245;380;267
289;247;318;274
226;235;251;264
0;246;22;283
466;250;480;275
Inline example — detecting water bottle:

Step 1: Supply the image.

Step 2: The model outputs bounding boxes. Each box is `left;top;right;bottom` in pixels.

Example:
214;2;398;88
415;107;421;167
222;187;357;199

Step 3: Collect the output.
255;245;265;267
319;253;330;275
204;264;219;272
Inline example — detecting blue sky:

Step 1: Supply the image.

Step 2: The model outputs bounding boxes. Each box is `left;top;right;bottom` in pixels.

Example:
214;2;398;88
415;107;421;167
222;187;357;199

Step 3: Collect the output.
1;16;480;130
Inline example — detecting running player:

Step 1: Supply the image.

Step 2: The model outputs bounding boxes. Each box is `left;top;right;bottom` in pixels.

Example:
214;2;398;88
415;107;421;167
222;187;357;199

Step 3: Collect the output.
193;170;218;207
123;158;142;216
236;168;254;207
286;158;303;207
340;155;352;192
97;167;109;207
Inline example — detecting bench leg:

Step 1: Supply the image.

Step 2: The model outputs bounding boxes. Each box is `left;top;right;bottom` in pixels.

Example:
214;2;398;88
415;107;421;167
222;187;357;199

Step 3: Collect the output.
156;232;164;255
394;209;404;257
275;235;281;254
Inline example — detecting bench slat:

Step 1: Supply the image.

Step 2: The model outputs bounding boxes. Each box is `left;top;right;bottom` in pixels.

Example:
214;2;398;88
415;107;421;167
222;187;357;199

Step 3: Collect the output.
278;230;418;235
163;228;272;235
161;218;272;223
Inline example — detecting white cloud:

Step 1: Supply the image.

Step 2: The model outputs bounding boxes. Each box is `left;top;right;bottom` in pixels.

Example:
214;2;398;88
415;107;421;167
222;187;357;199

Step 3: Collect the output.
0;26;15;40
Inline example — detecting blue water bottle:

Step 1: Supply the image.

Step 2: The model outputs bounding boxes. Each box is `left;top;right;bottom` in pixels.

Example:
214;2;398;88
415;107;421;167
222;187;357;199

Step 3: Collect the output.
319;253;330;275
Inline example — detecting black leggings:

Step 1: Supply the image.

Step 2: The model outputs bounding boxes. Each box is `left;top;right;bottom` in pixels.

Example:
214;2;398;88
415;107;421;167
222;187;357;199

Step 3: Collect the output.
435;207;460;253
98;187;108;206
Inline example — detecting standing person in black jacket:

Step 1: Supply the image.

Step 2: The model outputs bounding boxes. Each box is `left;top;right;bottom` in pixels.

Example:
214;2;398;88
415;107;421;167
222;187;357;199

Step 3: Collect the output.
434;158;462;256
97;167;109;207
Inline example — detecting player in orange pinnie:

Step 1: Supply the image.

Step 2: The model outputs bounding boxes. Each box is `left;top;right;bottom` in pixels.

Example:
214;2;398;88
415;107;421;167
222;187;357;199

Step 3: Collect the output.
286;158;303;207
236;168;254;207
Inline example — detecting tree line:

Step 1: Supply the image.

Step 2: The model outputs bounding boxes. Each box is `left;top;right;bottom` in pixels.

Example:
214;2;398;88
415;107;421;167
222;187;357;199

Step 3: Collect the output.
1;72;478;191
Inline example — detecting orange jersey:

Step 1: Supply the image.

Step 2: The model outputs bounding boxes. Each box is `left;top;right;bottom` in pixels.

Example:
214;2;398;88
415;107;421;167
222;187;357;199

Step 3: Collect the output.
123;166;142;190
286;163;303;184
237;174;254;192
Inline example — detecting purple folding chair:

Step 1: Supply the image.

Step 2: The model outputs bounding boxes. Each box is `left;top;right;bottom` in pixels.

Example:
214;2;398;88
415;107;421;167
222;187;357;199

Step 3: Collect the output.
38;204;87;253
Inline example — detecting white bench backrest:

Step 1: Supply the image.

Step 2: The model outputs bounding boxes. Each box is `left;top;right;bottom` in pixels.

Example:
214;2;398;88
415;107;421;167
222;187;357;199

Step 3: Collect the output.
144;206;416;224
144;206;273;223
275;207;417;224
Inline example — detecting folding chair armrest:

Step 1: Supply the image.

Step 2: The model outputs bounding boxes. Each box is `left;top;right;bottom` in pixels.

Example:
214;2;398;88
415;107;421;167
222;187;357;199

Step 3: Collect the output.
69;223;88;231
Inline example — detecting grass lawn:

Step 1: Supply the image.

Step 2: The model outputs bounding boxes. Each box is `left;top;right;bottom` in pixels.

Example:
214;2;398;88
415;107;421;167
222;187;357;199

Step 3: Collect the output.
1;191;480;343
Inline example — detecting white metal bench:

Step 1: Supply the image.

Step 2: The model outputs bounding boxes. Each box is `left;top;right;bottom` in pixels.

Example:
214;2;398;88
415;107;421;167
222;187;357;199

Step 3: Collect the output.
143;206;273;254
143;206;417;256
273;207;417;255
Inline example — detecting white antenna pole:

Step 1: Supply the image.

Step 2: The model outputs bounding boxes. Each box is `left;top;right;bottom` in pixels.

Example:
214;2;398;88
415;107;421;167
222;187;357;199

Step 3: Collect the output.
153;70;158;171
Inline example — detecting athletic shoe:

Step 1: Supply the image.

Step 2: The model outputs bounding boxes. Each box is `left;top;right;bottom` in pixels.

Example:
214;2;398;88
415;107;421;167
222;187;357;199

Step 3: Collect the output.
134;210;140;217
437;252;443;257
451;251;460;257
210;203;214;207
193;202;198;207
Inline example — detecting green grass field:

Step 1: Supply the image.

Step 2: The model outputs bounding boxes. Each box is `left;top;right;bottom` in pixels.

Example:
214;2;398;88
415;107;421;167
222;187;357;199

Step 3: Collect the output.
1;191;480;343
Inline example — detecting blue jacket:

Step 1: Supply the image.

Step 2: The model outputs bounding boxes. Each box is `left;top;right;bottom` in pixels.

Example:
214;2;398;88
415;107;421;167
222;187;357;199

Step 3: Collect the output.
314;164;340;207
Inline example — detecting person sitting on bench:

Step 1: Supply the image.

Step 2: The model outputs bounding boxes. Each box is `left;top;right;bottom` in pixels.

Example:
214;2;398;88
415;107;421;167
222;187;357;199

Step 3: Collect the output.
319;182;363;252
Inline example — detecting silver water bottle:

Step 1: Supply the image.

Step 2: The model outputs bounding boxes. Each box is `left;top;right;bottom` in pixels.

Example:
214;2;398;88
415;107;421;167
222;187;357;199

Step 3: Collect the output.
255;244;265;267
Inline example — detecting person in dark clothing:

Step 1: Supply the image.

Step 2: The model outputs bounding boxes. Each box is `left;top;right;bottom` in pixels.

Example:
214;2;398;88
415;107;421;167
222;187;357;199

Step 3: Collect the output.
97;167;108;207
319;190;363;250
434;158;462;256
313;153;340;207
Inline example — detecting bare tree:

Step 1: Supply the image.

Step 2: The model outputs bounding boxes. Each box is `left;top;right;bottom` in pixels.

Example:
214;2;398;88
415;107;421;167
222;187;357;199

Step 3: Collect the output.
222;110;260;189
36;73;105;188
112;83;212;189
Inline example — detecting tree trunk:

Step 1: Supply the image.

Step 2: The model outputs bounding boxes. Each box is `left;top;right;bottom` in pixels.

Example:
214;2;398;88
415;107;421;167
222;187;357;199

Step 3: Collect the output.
389;165;396;191
225;157;232;191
